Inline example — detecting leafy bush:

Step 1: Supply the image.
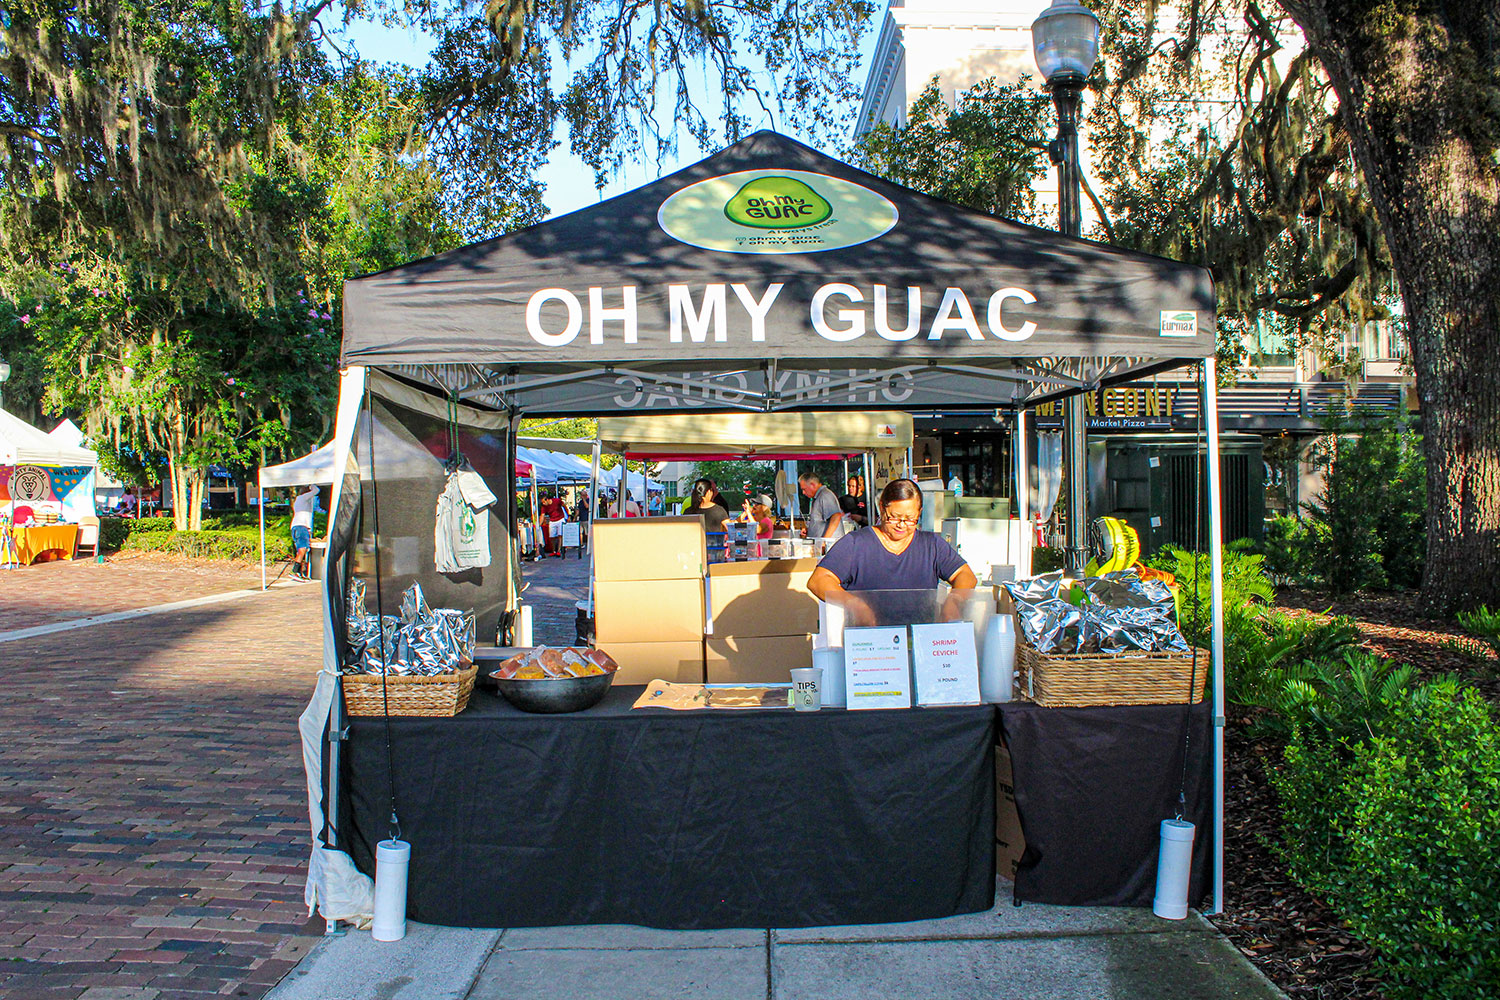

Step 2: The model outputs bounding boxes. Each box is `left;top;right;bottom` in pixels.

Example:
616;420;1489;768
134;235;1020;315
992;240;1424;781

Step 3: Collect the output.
1226;612;1362;723
123;527;285;561
99;511;315;561
1273;684;1500;999
1303;413;1426;593
1145;541;1275;647
1455;605;1500;662
1239;648;1424;742
1259;514;1320;585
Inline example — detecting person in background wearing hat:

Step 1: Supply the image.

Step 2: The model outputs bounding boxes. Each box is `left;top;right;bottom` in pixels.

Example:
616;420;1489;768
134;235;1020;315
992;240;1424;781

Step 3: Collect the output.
740;495;776;539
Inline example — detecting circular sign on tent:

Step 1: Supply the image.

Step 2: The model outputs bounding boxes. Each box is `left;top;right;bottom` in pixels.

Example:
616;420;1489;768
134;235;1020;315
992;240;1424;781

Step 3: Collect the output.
658;169;898;255
8;465;52;502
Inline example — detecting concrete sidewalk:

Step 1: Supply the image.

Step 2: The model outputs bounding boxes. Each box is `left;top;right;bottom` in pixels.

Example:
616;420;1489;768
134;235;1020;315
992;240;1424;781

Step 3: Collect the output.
267;887;1286;1000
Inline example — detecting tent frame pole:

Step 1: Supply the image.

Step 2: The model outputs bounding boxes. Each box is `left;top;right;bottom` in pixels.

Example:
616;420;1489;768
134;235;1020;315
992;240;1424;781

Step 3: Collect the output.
259;485;267;591
1204;356;1227;916
1014;407;1030;577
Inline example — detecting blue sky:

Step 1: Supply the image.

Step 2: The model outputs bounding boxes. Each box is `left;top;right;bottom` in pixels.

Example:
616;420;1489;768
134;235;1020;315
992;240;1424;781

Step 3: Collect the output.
327;16;883;218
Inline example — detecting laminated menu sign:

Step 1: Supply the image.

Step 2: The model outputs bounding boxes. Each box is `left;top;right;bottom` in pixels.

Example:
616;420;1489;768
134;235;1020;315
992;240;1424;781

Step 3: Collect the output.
844;626;912;710
910;622;981;706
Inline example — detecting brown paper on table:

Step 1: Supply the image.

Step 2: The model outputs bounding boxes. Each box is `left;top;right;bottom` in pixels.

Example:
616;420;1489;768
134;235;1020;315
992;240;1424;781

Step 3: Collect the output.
632;680;792;710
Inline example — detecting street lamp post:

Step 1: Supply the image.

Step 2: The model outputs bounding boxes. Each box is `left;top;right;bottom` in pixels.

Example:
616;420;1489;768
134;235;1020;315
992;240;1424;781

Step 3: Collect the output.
1032;0;1100;575
0;356;11;412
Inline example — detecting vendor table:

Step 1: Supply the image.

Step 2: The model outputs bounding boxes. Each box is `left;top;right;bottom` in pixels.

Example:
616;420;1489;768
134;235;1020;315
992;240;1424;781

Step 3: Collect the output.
998;701;1213;908
10;524;78;565
343;685;996;930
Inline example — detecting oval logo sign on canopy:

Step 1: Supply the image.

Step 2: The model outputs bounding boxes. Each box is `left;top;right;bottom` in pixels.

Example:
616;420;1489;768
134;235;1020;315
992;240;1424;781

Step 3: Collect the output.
658;169;898;254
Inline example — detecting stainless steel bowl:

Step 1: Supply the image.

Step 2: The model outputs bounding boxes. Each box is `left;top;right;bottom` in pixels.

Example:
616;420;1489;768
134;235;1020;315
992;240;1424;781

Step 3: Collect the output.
493;672;615;713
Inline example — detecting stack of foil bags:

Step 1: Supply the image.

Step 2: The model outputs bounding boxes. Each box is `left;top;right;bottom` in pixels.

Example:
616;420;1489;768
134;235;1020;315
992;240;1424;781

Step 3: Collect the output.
343;580;476;675
1003;570;1188;654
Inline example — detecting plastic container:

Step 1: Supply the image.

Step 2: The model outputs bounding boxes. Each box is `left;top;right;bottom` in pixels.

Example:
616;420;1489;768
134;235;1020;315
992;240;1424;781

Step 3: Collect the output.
813;647;845;707
980;614;1016;703
1153;819;1196;919
372;839;411;942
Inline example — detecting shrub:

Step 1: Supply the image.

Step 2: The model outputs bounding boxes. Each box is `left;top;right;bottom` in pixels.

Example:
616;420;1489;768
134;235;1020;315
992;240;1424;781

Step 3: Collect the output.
1145;541;1275;648
1259;514;1319;585
1303;413;1425;593
1273;684;1500;999
1226;612;1362;724
1455;605;1500;662
1239;648;1422;742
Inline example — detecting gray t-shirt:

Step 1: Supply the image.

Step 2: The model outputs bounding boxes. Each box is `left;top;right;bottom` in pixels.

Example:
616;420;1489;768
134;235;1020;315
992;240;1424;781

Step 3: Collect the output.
806;485;844;539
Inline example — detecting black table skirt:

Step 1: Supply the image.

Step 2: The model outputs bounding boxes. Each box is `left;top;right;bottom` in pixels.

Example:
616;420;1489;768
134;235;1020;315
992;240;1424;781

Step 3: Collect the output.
344;685;996;929
999;701;1213;908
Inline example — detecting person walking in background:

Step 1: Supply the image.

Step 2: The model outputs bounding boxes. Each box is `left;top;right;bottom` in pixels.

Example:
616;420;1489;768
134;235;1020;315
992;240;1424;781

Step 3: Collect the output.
291;485;319;581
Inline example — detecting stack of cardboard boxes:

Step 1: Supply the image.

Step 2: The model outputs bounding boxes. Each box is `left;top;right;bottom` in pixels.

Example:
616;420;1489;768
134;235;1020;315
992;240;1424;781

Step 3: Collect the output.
705;558;820;683
592;517;707;684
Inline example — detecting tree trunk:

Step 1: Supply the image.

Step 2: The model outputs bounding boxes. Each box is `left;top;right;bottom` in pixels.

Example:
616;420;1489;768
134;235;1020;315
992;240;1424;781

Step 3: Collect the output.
1277;0;1500;613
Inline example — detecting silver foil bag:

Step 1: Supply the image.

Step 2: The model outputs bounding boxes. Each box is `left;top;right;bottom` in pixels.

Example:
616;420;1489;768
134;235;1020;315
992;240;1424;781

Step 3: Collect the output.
1006;570;1188;654
343;580;473;675
1016;597;1085;653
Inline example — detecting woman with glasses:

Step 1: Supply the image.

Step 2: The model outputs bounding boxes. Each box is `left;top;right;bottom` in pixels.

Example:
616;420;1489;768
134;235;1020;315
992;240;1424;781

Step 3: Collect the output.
807;479;977;610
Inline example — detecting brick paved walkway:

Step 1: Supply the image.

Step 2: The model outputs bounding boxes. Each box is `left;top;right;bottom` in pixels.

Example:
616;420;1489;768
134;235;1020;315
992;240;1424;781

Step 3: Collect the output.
0;555;265;632
520;554;589;647
0;581;324;1000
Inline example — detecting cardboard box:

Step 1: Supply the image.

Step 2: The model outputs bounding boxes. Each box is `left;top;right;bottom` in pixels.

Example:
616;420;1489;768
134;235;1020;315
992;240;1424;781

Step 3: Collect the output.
705;633;814;684
996;744;1025;881
594;578;705;643
707;558;820;637
593;517;708;582
598;640;705;685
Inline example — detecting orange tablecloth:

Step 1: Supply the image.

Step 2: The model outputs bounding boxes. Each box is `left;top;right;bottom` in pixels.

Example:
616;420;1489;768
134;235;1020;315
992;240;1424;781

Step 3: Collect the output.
12;524;78;565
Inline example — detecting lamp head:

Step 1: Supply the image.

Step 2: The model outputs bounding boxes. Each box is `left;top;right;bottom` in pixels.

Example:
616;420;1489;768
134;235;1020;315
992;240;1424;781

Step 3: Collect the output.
1032;0;1101;86
0;358;10;383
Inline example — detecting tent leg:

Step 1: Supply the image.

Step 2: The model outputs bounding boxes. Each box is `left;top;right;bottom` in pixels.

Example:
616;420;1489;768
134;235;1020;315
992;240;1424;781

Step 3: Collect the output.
1014;408;1030;577
259;492;266;591
1204;357;1227;916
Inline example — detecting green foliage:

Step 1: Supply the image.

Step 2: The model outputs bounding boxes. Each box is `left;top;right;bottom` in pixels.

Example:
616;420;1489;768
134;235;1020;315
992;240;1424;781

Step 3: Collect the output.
99;512;321;562
1303;414;1426;592
852;77;1049;221
1145;542;1275;647
1030;547;1066;574
1272;685;1500;999
1088;1;1396;370
1240;648;1425;742
1455;606;1500;662
1225;611;1363;723
1259;514;1320;585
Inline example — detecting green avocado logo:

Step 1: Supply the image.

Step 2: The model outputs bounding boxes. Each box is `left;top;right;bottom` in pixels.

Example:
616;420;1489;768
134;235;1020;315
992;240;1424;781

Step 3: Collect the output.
724;177;833;230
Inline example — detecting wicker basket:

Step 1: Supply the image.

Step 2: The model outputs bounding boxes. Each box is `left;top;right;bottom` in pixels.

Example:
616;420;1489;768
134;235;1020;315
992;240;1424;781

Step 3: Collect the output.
342;663;477;717
1015;637;1208;708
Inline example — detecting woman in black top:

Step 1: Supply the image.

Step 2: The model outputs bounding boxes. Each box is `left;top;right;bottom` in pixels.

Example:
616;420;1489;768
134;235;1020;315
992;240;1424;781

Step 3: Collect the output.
682;477;732;533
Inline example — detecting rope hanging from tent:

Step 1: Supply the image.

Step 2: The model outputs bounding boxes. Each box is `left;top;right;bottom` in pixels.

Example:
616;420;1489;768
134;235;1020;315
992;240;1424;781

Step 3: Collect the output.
364;384;403;844
1174;359;1207;821
444;391;465;472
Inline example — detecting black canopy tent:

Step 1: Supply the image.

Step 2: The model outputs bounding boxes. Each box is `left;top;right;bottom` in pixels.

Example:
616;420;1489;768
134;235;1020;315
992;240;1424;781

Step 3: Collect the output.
300;132;1231;925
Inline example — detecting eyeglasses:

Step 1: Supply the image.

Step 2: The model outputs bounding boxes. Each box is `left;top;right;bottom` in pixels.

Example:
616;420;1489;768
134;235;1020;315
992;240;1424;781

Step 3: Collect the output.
884;515;921;527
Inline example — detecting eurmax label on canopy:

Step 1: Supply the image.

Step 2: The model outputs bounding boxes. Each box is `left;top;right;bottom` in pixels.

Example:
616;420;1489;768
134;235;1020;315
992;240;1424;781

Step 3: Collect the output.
658;169;898;254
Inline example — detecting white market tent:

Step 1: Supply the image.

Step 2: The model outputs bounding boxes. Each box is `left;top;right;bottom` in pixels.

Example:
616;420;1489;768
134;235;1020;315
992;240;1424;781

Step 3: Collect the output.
3;409;96;466
1;410;99;521
302;132;1229;926
51;418;122;510
257;443;340;590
